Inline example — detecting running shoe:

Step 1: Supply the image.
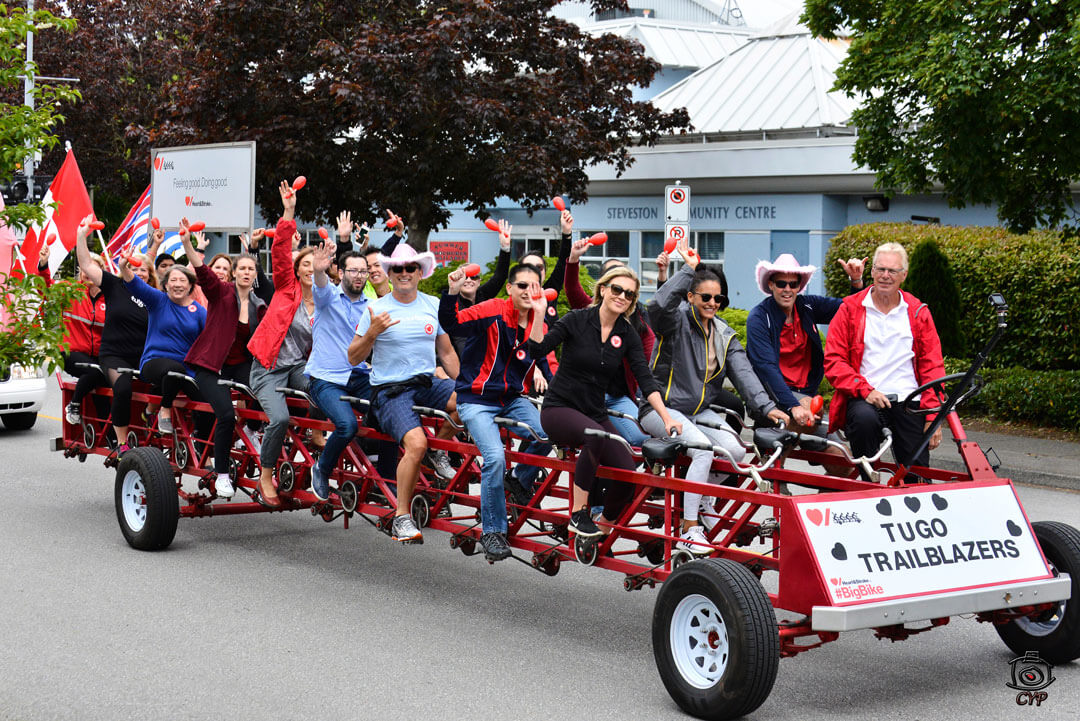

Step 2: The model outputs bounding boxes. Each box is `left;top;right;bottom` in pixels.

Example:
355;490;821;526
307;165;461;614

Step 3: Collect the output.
65;402;81;425
310;464;330;501
569;509;602;537
430;449;456;480
480;532;512;562
678;525;712;556
504;472;533;507
391;513;424;544
157;412;174;434
216;473;235;499
239;425;262;454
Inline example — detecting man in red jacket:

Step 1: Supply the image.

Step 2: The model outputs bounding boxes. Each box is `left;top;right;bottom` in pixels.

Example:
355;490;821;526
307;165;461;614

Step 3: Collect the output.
824;242;945;476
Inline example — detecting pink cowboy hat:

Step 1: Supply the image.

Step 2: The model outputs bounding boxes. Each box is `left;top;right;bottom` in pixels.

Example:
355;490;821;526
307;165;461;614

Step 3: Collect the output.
754;253;816;295
378;243;437;279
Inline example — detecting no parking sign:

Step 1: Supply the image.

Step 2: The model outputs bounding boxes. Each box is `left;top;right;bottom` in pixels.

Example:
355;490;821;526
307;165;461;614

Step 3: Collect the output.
665;184;690;222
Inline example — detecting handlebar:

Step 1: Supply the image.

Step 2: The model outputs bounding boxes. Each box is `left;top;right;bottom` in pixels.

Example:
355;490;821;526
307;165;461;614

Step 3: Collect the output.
276;386;315;405
412;405;464;429
166;370;199;390
74;362;103;373
493;417;548;442
218;378;257;400
339;395;371;411
583;427;638;457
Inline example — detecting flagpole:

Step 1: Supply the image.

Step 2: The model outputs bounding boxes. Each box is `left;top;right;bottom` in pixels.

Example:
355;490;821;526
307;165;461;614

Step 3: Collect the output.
95;229;117;273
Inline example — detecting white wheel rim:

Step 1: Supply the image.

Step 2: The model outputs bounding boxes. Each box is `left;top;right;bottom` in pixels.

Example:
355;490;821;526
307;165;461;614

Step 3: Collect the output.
1016;560;1066;637
121;470;147;532
670;593;729;689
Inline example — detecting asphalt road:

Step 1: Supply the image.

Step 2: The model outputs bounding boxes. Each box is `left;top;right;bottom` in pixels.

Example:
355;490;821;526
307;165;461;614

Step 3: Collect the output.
2;380;1080;721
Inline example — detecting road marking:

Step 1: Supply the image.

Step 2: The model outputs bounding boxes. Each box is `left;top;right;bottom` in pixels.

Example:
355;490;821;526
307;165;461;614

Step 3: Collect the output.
38;413;61;422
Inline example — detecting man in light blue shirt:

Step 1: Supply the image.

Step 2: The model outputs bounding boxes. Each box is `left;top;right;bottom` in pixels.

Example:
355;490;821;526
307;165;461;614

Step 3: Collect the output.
307;242;371;500
349;244;460;544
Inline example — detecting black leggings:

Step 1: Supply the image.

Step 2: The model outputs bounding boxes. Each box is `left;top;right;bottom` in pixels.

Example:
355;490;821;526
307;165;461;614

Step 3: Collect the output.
192;360;253;475
140;357;192;409
64;351;106;407
100;354;140;428
540;406;636;521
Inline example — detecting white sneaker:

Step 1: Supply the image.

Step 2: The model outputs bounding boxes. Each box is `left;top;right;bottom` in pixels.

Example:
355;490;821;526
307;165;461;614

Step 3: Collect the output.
65;402;82;425
216;473;235;499
698;497;718;532
240;425;262;454
677;525;712;556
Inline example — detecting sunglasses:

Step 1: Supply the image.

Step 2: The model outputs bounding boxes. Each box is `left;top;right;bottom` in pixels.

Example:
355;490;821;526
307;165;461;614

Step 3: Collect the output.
390;264;419;274
770;279;800;289
691;291;724;304
606;284;637;301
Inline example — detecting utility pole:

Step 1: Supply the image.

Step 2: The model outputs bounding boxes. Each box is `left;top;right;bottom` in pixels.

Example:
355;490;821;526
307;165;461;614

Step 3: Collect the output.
24;0;35;202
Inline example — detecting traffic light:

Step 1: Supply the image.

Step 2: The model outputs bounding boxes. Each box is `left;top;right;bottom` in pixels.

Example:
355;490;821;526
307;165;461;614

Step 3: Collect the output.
0;176;50;205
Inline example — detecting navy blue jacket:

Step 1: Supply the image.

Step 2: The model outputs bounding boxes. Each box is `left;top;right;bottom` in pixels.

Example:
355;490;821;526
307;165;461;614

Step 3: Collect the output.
746;294;842;412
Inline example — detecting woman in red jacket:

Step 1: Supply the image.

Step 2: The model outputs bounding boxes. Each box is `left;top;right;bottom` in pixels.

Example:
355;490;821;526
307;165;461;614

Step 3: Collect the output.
247;182;316;507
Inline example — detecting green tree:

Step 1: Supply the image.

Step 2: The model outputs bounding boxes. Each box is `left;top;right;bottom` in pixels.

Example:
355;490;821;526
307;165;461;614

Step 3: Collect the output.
2;4;84;374
904;238;964;357
803;1;1080;233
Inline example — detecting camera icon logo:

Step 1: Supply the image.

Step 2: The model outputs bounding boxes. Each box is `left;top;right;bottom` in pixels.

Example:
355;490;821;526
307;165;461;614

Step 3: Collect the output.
1007;651;1055;692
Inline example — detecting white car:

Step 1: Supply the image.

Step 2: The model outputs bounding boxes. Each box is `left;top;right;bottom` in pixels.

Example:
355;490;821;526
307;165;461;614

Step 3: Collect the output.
0;363;47;430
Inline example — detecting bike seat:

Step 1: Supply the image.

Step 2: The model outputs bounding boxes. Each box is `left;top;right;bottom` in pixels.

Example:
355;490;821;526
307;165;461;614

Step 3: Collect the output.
641;437;686;464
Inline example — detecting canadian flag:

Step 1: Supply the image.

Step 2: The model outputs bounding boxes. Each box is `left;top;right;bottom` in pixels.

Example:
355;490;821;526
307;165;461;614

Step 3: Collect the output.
19;149;94;276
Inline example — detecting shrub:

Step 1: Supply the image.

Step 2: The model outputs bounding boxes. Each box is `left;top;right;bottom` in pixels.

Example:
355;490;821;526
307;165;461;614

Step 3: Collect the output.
959;366;1080;431
825;223;1080;370
905;238;964;357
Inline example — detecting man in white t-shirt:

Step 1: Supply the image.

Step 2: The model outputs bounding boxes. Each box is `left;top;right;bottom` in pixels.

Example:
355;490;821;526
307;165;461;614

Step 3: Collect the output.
824;242;946;476
349;244;460;543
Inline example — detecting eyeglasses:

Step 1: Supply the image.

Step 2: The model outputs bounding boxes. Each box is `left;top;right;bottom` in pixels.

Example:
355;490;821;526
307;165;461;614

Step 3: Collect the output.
343;268;369;276
390;264;419;274
691;291;724;304
770;279;799;289
873;266;905;276
606;284;637;301
512;282;531;290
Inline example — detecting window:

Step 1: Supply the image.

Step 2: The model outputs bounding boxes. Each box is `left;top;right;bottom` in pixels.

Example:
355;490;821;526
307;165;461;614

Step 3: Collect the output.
578;230;630;280
639;231;724;288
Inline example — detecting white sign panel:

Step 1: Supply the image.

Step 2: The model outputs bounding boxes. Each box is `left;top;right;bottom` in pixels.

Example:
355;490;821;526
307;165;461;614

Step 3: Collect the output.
665;223;689;246
150;142;256;232
796;483;1050;605
664;184;690;222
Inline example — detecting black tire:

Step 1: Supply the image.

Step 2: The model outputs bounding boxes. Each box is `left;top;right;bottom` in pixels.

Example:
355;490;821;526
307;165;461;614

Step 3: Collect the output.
114;446;179;551
1;412;37;430
653;559;779;720
996;521;1080;663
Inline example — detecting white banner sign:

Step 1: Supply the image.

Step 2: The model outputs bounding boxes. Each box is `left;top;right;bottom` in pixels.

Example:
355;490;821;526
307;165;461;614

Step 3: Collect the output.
150;142;256;233
796;483;1050;605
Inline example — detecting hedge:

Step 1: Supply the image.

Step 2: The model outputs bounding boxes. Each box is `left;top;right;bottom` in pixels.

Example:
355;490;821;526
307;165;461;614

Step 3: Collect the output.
824;223;1080;371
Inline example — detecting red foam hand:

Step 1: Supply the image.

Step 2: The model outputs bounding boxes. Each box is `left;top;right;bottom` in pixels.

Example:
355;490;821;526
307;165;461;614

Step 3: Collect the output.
46;234;56;244
586;232;607;246
552;197;566;212
385;210;400;229
483;218;500;232
810;395;824;415
264;228;276;238
124;253;142;268
88;221;105;231
150;217;160;230
664;237;677;254
544;288;558;302
187;221;206;233
292;176;306;192
462;263;481;278
318;227;329;240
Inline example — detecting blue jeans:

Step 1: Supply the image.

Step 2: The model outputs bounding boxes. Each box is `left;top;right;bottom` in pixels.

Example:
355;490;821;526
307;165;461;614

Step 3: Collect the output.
458;396;551;534
309;370;371;476
606;393;648;446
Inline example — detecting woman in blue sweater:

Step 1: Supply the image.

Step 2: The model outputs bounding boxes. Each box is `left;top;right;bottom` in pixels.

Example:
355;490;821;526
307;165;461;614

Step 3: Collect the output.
120;254;206;433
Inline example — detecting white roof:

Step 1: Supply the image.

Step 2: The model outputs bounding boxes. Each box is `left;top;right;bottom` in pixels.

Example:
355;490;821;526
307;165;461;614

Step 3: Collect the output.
584;18;751;69
651;18;857;134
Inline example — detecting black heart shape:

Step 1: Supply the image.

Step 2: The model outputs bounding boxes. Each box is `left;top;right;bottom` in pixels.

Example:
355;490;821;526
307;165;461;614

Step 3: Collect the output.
904;496;921;513
831;542;847;561
932;493;948;511
1007;520;1022;537
876;499;892;516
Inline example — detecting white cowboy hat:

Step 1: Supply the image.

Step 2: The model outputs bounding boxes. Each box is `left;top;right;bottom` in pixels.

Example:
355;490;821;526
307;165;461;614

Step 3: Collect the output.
755;253;816;295
378;243;437;280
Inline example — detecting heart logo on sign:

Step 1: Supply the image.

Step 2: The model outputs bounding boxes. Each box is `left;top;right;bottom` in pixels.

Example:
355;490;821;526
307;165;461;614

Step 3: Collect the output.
831;543;847;561
830;577;840;586
1007;520;1023;537
932;493;948;511
185;196;193;206
904;496;921;513
876;499;892;516
424;323;433;335
611;335;622;348
154;157;164;171
805;508;823;526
